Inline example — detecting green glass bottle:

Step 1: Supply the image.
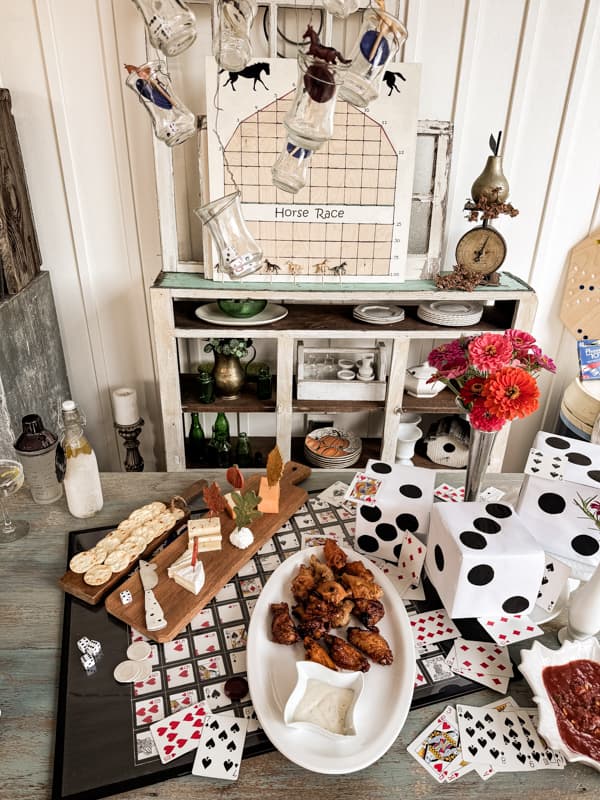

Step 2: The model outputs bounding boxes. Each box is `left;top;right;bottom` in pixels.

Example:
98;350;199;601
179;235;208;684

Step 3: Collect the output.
215;435;232;468
256;365;272;401
214;411;230;443
188;413;205;464
234;432;252;468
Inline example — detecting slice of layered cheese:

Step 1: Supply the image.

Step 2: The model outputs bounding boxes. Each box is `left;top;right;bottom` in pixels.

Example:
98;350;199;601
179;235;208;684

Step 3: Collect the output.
187;516;222;551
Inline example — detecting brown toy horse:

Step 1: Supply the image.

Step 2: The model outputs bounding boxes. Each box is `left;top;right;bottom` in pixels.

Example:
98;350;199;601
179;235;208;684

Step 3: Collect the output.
303;25;351;65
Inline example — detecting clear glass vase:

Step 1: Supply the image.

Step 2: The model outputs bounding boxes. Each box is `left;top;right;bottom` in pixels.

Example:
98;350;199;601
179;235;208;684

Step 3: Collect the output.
195;192;263;279
213;0;257;72
340;9;407;108
323;0;360;18
125;62;196;146
284;52;347;150
130;0;197;57
272;140;313;194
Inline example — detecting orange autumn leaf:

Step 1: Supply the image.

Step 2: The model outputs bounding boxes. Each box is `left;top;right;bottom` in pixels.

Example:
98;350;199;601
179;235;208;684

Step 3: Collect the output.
203;481;227;517
226;465;245;490
266;445;284;488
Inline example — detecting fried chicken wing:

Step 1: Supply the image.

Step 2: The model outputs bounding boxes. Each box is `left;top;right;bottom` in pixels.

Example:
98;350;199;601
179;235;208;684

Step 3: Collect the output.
304;636;338;671
296;618;330;639
316;580;351;605
329;598;354;629
270;602;299;645
347;627;393;665
343;560;374;580
323;538;347;571
340;572;384;600
309;554;334;582
324;634;370;672
352;598;385;628
291;564;316;601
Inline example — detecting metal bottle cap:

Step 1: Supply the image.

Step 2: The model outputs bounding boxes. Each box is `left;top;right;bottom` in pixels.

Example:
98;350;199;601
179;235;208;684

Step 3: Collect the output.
14;414;58;454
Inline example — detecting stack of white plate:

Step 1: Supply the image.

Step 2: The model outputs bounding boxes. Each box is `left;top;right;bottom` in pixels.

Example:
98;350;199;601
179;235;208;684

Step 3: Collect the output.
304;427;362;469
417;300;484;327
353;304;405;325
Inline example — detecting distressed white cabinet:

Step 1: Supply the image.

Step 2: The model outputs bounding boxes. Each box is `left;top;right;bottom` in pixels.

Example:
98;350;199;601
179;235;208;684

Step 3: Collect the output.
150;272;537;472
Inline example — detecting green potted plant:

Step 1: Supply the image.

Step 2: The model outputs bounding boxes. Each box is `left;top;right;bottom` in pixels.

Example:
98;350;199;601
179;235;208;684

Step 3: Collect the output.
203;338;256;399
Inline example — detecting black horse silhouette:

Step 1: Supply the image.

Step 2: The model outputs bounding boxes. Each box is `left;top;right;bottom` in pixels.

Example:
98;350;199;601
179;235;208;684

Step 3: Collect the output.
222;62;270;92
382;70;406;96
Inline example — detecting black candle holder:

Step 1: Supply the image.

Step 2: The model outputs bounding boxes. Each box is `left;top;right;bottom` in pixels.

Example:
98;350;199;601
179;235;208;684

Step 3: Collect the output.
114;418;145;472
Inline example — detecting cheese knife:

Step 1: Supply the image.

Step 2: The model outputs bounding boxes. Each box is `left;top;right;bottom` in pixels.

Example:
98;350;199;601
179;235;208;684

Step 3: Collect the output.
139;559;167;631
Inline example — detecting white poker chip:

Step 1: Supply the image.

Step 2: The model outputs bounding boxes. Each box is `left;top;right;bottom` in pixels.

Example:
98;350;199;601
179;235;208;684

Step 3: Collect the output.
127;640;152;662
113;660;142;683
135;659;153;681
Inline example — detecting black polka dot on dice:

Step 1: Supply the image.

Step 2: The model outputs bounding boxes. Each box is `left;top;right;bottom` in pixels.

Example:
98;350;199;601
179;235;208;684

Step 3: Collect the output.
566;452;592;466
571;534;599;557
434;544;445;571
399;484;423;499
393;542;402;560
473;517;502;534
370;462;392;474
538;492;566;514
485;503;512;519
502;596;529;614
395;513;419;533
545;436;570;450
459;531;487;550
357;534;379;553
467;564;494;585
587;470;600;484
224;677;248;701
360;505;382;523
375;523;397;541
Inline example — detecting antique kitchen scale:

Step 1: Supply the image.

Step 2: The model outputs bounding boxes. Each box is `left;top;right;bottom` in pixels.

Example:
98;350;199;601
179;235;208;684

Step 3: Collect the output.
439;131;519;289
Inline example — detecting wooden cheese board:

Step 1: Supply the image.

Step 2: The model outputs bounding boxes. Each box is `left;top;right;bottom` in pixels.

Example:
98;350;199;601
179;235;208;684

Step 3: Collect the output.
105;461;311;642
58;479;208;605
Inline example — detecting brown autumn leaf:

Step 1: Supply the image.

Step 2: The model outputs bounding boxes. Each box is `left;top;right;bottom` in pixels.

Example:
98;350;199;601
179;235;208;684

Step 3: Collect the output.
203;482;227;517
266;445;284;487
226;465;245;490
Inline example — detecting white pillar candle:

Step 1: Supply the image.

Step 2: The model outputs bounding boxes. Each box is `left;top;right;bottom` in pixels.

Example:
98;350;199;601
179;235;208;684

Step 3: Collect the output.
112;387;140;426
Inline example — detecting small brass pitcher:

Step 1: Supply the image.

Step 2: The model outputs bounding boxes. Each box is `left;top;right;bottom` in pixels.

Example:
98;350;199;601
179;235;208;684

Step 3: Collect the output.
212;347;256;399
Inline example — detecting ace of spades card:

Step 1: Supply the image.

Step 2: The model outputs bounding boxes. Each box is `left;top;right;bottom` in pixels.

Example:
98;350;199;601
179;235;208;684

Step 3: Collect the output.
192;714;248;780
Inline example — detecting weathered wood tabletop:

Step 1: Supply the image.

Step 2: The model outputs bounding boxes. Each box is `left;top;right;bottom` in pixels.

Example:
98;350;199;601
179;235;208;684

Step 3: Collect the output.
0;470;595;800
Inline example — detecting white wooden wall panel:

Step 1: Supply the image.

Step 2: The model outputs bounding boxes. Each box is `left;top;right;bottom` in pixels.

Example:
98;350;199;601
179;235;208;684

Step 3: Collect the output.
0;1;598;470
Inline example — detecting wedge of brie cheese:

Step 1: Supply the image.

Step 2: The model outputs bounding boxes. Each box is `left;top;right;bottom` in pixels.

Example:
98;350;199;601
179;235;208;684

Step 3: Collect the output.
167;549;205;595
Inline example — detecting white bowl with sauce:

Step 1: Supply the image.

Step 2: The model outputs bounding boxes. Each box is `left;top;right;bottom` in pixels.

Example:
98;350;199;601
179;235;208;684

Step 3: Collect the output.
519;638;600;772
283;661;364;739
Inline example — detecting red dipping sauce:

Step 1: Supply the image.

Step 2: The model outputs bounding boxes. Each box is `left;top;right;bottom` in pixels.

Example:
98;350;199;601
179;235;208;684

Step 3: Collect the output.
542;659;600;763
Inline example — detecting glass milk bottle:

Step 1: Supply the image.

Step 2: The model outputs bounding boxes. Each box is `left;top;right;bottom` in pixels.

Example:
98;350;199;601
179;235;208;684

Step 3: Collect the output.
61;400;103;518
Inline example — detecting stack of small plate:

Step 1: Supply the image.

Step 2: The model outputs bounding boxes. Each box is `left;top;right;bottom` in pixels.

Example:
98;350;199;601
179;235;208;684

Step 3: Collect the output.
304;427;362;469
353;304;405;325
417;300;484;327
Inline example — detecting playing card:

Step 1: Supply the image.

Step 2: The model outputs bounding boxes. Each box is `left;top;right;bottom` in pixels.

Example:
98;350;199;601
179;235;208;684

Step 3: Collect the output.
451;638;513;676
317;481;349;506
150;701;209;764
166;662;195;688
515;709;566;769
456;705;511;768
445;644;511;693
413;667;426;688
410;609;461;648
192;714;248;780
344;472;382;505
135;696;165;726
434;484;464;502
524;448;565;481
396;533;427;585
300;530;345;550
163;638;191;663
498;710;549;771
402;582;426;601
133;669;162;697
476;614;543;645
407;705;470;783
479;486;505;502
169;689;199;713
536;555;571;613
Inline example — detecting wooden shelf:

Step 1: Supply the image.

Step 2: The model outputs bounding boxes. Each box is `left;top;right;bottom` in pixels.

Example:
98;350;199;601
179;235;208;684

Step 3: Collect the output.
401;388;459;414
180;373;276;413
185;435;277;469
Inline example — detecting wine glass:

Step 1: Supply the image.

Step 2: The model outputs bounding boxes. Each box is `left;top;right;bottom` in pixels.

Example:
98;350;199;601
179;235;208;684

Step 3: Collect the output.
0;459;30;543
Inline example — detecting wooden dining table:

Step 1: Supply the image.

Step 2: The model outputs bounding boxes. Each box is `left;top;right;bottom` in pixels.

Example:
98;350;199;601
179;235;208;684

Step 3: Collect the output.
0;469;595;800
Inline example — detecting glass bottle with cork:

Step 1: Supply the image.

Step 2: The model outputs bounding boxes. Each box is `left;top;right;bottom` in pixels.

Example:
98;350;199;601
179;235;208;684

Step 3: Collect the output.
61;400;103;518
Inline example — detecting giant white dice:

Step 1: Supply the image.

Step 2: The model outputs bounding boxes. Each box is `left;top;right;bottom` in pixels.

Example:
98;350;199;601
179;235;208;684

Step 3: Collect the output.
517;432;600;579
425;501;545;619
354;460;435;563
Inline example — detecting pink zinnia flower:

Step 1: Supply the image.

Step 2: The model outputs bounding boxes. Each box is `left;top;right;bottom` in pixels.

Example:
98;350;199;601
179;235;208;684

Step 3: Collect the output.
506;329;536;353
468;333;513;372
528;345;557;373
469;400;505;432
427;340;468;380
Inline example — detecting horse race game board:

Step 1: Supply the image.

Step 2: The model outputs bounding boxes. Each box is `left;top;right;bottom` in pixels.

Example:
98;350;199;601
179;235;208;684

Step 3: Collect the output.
54;492;495;800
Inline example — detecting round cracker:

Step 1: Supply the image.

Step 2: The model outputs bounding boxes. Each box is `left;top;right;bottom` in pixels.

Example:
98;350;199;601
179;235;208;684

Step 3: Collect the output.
90;545;108;564
117;519;138;534
83;564;113;586
120;537;146;557
99;532;122;553
69;550;97;574
128;508;155;524
104;548;131;572
157;512;176;529
147;501;167;516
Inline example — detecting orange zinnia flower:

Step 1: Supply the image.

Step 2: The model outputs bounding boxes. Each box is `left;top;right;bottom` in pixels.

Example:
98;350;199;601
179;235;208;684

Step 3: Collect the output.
482;367;540;421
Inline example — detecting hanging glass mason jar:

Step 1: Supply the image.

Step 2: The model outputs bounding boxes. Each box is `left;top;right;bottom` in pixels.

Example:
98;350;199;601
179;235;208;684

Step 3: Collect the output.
284;52;347;150
125;62;196;146
339;9;407;108
272;140;313;194
130;0;197;57
213;0;257;72
323;0;360;19
195;192;263;279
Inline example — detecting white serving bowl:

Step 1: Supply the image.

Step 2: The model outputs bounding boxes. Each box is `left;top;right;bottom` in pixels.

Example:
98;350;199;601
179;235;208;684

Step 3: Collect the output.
338;359;355;370
337;369;356;381
519;638;600;772
283;661;364;740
